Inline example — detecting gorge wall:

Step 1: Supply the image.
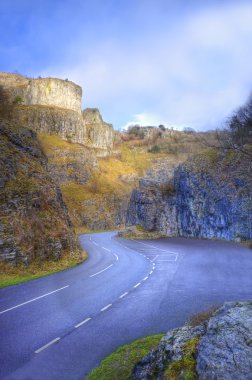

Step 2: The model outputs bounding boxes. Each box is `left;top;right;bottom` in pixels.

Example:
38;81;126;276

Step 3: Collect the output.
127;150;252;242
0;72;114;152
0;120;79;265
0;72;114;265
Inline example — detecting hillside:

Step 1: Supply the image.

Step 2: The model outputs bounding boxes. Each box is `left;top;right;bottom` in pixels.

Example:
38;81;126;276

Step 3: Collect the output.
0;119;81;268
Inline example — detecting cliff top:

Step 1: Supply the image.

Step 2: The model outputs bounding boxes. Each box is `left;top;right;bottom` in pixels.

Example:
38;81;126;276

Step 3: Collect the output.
0;72;82;91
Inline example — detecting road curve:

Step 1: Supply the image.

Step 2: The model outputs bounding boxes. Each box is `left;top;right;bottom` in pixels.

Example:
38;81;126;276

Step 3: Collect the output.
1;232;252;379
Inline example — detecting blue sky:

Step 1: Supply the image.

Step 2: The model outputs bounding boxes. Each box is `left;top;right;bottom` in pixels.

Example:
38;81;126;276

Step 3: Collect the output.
1;0;252;130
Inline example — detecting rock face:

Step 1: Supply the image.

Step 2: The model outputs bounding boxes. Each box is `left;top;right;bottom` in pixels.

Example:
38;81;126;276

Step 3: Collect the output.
126;159;178;235
197;302;252;380
82;108;114;150
12;105;85;145
175;151;252;241
0;72;82;113
127;150;252;242
0;72;114;152
0;120;78;265
133;302;252;380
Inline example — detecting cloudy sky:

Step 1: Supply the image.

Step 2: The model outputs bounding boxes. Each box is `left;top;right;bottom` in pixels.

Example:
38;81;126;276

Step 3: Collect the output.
1;0;252;130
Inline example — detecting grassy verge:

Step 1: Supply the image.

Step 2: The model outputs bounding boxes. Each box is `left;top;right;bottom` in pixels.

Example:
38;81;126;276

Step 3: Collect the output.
118;225;167;240
87;334;165;380
0;251;87;288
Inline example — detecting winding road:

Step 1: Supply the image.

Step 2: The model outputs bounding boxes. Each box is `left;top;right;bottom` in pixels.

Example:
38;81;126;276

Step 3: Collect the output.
1;232;252;379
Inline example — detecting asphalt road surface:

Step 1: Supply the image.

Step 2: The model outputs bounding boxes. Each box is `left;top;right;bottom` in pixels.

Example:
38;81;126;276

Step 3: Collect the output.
1;232;252;379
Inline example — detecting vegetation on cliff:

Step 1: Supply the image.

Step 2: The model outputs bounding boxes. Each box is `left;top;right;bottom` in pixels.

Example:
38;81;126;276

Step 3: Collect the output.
0;119;84;286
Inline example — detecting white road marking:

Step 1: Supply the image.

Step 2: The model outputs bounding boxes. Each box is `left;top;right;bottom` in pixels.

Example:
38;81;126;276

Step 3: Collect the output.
101;304;112;312
143;276;148;281
35;337;60;354
119;292;128;298
151;255;159;262
132;239;178;254
113;253;119;261
134;282;141;288
102;247;111;252
150;270;153;274
93;241;98;246
0;286;69;315
156;255;178;262
89;264;113;278
75;318;91;328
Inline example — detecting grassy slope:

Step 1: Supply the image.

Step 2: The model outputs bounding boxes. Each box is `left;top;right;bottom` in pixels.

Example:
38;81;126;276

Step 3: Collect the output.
39;131;214;231
87;334;165;380
0;251;87;288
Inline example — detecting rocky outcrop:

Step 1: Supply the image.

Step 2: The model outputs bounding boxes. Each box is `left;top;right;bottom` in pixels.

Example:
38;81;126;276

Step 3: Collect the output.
82;108;114;150
175;151;252;241
127;150;252;242
133;301;252;380
0;120;78;265
0;72;82;113
126;158;178;235
0;72;114;152
11;105;85;145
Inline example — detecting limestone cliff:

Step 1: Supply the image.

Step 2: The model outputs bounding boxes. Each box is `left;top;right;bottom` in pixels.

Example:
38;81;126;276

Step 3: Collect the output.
133;302;252;380
0;72;82;112
0;72;114;152
82;108;114;151
127;149;252;243
0;119;79;265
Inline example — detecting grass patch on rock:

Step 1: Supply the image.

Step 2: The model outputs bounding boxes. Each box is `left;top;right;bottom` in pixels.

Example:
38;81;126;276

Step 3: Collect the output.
0;250;87;288
87;334;165;380
164;337;200;380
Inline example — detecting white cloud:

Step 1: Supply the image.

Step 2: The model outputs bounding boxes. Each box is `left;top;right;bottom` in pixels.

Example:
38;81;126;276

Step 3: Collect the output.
43;2;252;130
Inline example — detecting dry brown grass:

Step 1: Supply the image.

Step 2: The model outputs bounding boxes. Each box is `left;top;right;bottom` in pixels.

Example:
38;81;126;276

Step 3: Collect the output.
187;305;220;327
0;250;87;288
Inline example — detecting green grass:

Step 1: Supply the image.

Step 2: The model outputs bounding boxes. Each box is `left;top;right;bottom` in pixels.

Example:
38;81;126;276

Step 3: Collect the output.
0;251;87;288
87;334;165;380
164;337;200;380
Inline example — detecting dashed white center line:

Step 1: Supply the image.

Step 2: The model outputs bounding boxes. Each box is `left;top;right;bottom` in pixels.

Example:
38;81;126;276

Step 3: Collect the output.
89;264;113;278
150;270;153;274
119;292;128;298
101;304;112;312
93;241;98;246
113;253;119;261
102;247;111;252
75;318;91;328
35;337;60;354
152;255;159;262
143;276;148;281
0;285;69;315
134;282;141;288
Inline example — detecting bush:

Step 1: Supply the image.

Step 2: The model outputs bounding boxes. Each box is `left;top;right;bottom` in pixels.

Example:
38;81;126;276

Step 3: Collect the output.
187;305;219;327
148;144;161;153
13;95;24;104
160;182;176;196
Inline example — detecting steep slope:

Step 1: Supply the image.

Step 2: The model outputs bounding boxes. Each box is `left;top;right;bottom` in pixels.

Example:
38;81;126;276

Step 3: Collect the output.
0;119;79;266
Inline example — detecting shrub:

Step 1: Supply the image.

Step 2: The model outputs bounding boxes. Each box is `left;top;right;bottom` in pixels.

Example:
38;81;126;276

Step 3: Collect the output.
160;182;176;196
187;305;219;327
13;95;24;104
148;144;161;153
